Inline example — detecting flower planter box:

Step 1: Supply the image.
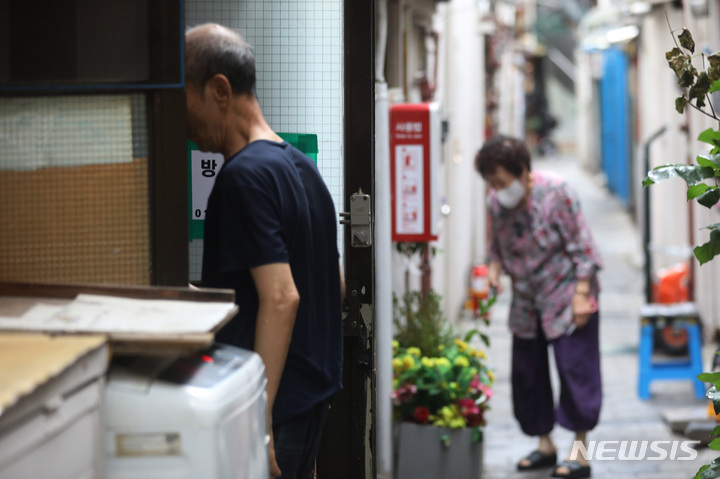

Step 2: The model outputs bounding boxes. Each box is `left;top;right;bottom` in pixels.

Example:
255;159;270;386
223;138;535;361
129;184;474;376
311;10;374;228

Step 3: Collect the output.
395;422;483;479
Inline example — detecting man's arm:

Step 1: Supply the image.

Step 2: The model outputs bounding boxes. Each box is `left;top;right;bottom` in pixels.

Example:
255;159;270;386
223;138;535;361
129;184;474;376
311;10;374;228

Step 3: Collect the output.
251;262;300;478
251;262;300;414
339;260;346;301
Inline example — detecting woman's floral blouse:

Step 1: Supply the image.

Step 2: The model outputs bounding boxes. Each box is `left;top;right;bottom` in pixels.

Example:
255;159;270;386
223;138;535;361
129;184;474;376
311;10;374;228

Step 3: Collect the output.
487;171;602;339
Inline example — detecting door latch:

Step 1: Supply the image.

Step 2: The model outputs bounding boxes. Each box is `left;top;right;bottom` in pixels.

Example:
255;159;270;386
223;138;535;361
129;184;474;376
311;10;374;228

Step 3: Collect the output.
339;189;372;248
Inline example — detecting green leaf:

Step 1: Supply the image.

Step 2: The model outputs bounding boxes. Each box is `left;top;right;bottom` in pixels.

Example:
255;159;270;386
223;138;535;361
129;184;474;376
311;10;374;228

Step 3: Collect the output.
711;438;720;451
668;50;690;76
690;72;713;101
666;47;682;61
646;164;716;186
710;67;720;83
702;458;720;478
464;329;480;343
681;69;697;88
695;230;720;265
697;154;720;168
698;129;720;147
698;187;720;208
675;96;687;113
711;424;720;438
679;28;696;54
642;176;655;187
702;222;720;231
699;372;720;383
470;427;483;444
696;464;710;479
709;53;720;68
479;333;490;347
688;183;710;200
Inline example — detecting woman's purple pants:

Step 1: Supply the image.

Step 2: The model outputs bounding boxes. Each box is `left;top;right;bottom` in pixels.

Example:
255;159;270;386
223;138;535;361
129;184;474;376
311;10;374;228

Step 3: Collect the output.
511;311;602;436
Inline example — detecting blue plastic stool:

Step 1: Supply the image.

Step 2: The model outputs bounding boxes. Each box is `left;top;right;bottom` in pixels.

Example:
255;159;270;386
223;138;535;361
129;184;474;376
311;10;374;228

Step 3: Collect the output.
637;303;705;400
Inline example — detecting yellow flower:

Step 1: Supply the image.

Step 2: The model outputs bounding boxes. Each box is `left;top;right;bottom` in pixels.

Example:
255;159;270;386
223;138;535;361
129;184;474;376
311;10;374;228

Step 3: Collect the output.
407;347;421;357
392;340;399;351
475;349;487;360
430;405;467;429
449;418;467;429
450;382;458;390
402;355;415;370
421;357;435;368
469;367;478;376
436;357;451;369
392;358;403;373
488;369;496;382
454;338;468;352
468;347;476;356
438;344;445;352
453;356;470;368
440;406;453;420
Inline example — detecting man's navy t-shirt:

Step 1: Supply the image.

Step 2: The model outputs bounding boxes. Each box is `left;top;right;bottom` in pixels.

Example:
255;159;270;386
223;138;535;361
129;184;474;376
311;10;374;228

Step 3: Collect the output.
201;140;342;425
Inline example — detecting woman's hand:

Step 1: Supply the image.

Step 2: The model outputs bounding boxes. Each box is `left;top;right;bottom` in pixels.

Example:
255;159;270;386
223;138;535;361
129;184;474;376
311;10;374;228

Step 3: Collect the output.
571;293;595;329
487;261;503;295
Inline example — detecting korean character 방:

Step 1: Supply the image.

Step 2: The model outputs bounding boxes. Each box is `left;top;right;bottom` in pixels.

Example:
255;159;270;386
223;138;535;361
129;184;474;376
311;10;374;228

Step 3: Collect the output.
201;159;217;177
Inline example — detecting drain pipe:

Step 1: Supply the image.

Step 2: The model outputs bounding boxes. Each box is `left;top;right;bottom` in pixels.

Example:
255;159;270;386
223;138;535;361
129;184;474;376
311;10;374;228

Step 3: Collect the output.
643;125;667;303
374;0;393;477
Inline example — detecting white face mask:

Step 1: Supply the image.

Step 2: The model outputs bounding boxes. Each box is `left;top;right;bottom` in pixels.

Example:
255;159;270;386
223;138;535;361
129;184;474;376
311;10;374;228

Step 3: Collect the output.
496;179;526;209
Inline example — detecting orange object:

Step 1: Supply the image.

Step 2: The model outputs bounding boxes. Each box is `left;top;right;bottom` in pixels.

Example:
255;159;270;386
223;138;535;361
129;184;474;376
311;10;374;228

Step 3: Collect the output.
653;262;689;304
470;264;489;299
707;401;720;422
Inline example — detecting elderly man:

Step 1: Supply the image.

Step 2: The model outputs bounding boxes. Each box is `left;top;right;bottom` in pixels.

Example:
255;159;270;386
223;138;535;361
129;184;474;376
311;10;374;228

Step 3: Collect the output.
185;24;344;479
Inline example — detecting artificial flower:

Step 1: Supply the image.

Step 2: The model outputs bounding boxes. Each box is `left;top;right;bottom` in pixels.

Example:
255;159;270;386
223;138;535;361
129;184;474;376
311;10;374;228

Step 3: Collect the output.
402;355;415;370
392;338;494;432
454;338;468;352
413;406;430;424
453;356;469;368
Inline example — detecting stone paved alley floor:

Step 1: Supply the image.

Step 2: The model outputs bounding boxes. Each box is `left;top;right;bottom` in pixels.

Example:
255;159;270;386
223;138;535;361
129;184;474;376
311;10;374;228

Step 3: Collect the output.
463;155;718;479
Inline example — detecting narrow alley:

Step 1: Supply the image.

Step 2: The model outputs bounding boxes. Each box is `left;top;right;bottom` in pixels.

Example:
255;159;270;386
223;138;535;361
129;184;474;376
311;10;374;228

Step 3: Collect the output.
470;155;718;479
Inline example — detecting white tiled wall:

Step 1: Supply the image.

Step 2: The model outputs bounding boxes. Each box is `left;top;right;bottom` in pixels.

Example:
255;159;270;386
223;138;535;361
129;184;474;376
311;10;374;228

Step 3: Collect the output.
185;0;344;281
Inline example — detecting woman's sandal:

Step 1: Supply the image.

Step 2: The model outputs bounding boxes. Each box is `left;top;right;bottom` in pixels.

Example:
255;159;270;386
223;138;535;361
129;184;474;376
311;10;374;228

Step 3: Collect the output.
516;450;557;471
551;460;591;479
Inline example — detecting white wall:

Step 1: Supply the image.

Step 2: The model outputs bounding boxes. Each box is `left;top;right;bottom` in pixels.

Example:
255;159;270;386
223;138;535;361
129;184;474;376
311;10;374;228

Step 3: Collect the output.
637;9;690;273
635;6;720;334
185;0;345;280
435;0;487;323
575;48;595;171
389;0;487;327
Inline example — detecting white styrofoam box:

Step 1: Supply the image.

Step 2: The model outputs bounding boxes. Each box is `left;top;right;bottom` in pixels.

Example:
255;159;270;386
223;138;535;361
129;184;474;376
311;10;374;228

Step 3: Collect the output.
0;343;109;479
105;344;268;479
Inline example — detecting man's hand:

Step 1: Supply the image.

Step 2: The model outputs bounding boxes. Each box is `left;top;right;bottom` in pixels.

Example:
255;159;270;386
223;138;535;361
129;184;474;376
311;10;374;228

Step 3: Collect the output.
269;429;282;478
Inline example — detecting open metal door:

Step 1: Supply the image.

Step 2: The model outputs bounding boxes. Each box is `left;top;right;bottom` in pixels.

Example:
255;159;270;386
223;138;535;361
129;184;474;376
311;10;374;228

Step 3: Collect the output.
600;46;631;207
316;0;376;477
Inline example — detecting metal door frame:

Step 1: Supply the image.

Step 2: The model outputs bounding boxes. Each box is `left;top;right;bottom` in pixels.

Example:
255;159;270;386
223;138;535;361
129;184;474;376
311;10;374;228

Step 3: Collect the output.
317;0;376;477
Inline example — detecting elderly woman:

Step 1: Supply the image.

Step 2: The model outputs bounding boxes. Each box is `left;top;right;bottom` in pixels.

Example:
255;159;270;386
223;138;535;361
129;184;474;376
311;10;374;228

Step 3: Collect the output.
475;135;602;479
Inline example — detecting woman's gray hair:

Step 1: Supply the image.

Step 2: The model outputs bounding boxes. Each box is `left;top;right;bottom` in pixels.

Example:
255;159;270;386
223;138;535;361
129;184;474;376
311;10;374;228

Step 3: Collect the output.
185;24;256;96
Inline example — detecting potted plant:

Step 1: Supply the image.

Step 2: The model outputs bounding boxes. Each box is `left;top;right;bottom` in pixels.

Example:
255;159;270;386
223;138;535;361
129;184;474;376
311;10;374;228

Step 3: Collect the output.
392;289;495;479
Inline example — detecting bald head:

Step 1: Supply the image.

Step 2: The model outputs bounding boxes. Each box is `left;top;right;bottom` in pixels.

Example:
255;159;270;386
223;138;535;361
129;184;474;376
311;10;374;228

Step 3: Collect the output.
185;23;256;96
